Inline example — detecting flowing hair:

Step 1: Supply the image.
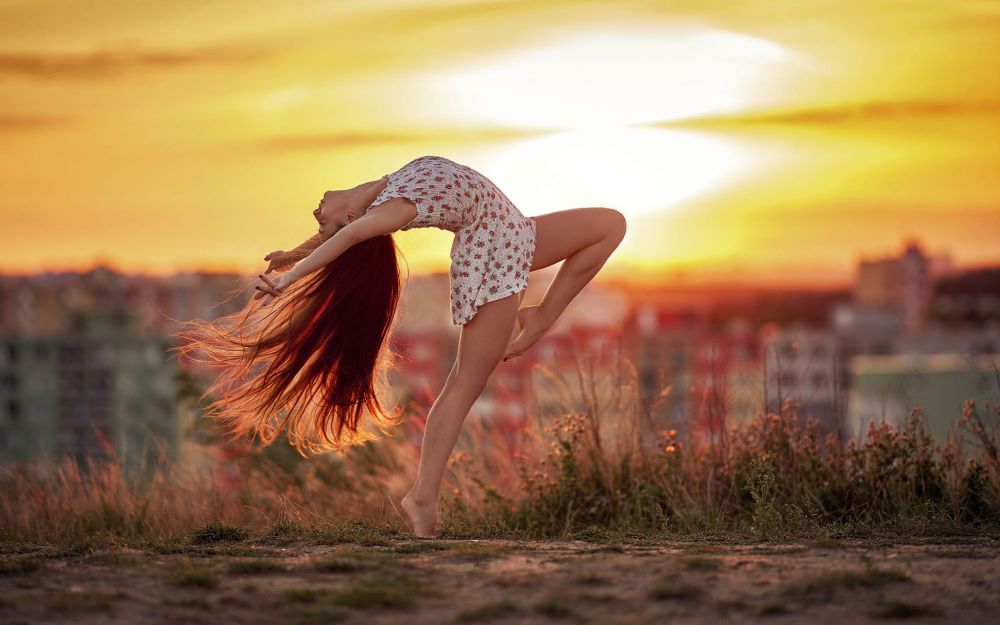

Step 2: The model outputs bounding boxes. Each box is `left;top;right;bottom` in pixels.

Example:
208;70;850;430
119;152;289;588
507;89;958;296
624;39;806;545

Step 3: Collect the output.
170;234;406;456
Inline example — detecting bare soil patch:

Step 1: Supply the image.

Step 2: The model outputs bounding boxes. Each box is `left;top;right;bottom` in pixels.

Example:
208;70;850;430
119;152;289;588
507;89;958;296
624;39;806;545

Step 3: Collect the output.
1;538;998;624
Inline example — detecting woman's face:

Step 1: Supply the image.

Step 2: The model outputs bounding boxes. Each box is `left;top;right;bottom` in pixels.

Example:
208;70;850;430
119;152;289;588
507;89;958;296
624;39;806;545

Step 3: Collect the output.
313;190;344;238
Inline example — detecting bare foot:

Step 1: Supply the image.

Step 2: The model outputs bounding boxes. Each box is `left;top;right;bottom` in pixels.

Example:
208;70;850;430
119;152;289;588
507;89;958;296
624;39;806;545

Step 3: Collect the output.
400;492;439;538
503;305;550;361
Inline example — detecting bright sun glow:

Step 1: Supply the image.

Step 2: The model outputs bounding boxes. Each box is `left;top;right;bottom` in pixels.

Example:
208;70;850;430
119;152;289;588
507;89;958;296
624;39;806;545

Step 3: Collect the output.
419;25;807;130
479;127;757;217
400;24;808;219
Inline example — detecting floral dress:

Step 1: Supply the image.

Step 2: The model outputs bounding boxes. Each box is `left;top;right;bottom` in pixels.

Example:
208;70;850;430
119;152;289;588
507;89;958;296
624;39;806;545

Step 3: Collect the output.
368;155;537;326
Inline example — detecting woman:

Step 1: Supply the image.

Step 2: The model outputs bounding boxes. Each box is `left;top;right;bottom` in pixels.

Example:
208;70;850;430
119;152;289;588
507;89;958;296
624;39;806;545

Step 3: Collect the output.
175;155;626;537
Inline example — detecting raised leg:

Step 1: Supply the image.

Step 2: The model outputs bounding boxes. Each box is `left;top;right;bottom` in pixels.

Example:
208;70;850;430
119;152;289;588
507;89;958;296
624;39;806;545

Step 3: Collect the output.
401;289;520;537
503;207;626;361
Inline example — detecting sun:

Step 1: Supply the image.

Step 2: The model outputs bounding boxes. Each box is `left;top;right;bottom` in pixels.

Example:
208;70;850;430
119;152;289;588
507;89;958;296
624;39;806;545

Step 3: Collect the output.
420;24;806;130
405;24;807;218
479;127;752;217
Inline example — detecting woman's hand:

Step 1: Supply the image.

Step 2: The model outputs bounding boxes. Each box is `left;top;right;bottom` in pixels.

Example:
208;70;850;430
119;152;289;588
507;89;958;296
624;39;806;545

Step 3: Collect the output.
254;272;293;306
263;249;296;273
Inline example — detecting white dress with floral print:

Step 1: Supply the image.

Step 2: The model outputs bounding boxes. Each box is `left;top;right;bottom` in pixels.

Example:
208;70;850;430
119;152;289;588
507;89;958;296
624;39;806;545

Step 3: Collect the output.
367;155;537;326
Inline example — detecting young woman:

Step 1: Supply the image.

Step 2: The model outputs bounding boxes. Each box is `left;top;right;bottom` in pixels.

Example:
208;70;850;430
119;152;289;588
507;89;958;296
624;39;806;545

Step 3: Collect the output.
176;155;626;537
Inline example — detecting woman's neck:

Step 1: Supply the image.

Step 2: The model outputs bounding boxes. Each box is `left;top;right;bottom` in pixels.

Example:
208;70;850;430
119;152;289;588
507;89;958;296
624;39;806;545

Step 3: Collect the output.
346;176;389;215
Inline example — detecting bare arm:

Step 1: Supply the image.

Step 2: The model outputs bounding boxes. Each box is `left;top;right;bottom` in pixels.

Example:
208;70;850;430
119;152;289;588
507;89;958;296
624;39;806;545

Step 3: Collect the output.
283;197;416;285
285;233;324;262
264;233;323;273
287;232;323;263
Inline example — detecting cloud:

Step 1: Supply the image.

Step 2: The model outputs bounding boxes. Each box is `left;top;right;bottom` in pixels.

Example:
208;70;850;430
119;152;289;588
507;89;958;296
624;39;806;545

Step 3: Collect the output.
0;41;269;80
656;99;1000;126
259;131;419;150
0;113;74;131
257;126;553;151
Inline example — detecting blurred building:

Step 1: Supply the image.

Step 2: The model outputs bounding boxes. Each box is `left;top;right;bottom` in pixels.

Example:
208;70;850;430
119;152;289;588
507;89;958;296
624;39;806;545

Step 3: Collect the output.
933;267;1000;326
388;272;457;409
495;287;627;432
895;325;1000;357
847;239;936;337
760;321;844;437
714;318;765;429
0;309;181;467
845;352;999;444
0;265;249;467
165;271;248;334
624;303;702;432
0;266;247;337
688;323;742;450
832;303;902;355
388;327;455;408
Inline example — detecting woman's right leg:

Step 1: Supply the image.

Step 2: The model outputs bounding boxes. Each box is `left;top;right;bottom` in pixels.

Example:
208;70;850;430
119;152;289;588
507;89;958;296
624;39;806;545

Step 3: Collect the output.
401;289;520;536
503;207;626;361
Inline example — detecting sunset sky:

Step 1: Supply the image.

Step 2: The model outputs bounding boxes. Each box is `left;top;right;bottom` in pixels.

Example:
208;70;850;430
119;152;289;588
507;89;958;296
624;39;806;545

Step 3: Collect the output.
1;0;998;287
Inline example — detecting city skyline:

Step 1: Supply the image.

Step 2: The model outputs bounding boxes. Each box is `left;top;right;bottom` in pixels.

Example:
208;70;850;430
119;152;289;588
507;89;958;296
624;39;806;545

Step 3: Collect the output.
2;234;995;466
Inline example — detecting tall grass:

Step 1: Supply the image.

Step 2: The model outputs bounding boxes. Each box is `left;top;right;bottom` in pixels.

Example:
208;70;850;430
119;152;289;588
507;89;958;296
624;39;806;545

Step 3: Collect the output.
486;399;999;538
1;355;997;545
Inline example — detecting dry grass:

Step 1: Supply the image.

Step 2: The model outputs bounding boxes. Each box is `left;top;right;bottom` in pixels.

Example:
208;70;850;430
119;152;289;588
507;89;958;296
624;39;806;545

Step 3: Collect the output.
0;354;997;547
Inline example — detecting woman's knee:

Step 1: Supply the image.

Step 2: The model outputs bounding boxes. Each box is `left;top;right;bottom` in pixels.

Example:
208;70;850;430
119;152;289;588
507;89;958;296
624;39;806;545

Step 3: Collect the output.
448;348;504;391
602;208;627;242
446;366;490;396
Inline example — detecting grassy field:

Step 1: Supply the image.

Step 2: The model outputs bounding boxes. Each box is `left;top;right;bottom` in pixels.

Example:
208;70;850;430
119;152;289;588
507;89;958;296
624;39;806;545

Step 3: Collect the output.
1;357;997;622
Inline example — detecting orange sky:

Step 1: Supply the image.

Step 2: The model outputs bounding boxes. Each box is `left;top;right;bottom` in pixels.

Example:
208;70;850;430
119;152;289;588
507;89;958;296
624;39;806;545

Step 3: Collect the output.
1;0;998;287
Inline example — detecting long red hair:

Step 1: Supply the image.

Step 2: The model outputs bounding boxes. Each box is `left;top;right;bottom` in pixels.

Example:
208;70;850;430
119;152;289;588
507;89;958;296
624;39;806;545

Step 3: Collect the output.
171;234;406;455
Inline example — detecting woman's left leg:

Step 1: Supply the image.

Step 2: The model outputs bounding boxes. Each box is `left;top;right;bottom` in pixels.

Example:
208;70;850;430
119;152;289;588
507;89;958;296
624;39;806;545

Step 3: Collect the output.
401;289;520;536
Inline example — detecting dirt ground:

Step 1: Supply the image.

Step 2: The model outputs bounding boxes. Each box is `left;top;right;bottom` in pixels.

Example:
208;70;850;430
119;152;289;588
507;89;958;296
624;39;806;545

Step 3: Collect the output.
1;537;998;624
